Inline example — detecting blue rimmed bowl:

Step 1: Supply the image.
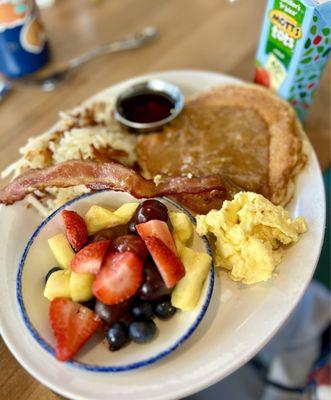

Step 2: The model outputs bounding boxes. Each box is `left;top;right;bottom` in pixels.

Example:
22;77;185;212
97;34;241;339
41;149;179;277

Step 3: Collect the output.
16;190;214;372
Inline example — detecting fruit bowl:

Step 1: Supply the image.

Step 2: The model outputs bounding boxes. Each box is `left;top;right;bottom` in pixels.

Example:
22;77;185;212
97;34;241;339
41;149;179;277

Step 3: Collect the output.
16;190;214;372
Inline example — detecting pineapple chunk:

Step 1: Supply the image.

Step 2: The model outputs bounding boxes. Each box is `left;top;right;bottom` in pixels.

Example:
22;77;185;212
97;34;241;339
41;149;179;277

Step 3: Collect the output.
114;202;139;221
69;271;95;302
171;246;211;311
44;270;71;301
173;235;184;256
85;205;124;235
48;234;75;269
169;212;194;245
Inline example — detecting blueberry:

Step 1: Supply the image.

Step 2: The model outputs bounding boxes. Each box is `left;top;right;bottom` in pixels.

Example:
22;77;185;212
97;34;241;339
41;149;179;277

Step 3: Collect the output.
131;302;153;320
106;322;129;351
44;267;62;284
129;319;157;343
120;312;134;327
153;300;176;320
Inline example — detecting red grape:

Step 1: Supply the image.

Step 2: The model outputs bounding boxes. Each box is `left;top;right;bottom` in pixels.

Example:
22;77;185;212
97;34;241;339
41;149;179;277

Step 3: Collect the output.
112;234;149;261
89;228;115;243
129;199;168;234
136;199;168;224
95;299;132;325
137;261;172;301
128;220;137;234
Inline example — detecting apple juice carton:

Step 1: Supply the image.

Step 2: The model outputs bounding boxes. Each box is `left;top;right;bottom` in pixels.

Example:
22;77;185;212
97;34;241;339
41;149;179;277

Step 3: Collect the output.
255;0;331;120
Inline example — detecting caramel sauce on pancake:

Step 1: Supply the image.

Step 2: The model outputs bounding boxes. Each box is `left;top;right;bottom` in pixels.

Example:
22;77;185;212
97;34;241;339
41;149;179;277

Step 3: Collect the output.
137;84;306;213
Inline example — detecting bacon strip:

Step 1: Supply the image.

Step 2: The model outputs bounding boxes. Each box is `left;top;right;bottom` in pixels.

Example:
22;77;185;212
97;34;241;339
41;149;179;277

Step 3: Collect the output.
0;160;232;205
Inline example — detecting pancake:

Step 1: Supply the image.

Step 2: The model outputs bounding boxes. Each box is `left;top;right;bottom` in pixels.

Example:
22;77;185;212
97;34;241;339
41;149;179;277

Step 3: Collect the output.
137;84;306;214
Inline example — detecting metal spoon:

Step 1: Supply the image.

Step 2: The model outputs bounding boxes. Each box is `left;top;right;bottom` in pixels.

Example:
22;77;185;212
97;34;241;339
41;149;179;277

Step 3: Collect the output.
11;26;157;92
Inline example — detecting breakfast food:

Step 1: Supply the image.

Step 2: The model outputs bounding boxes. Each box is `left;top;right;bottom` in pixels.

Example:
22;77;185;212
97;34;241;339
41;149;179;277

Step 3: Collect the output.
43;199;211;361
137;84;307;213
196;192;307;285
0;76;314;372
0;160;231;206
1;100;137;215
85;203;139;235
48;234;74;270
49;298;101;361
171;246;211;311
62;210;88;251
1;84;306;218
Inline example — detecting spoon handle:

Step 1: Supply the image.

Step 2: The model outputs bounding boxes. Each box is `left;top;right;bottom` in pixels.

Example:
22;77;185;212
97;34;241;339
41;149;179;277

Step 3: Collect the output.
68;27;157;70
5;27;157;92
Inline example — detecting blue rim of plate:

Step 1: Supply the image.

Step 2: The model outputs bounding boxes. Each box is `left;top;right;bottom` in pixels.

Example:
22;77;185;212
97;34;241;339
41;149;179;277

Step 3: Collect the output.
16;190;215;372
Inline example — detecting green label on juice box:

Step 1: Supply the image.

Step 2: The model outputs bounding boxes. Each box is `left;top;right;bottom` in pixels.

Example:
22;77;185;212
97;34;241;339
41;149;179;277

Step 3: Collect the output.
266;0;306;67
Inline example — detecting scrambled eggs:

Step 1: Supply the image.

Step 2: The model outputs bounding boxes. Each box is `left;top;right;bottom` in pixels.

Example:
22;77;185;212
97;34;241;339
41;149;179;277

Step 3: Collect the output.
196;192;307;285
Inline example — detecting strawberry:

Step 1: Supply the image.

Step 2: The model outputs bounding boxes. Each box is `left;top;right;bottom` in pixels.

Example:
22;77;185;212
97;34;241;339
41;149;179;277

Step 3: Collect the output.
92;252;143;305
49;298;101;361
144;236;185;288
136;220;177;254
61;210;88;251
71;240;111;274
254;67;270;88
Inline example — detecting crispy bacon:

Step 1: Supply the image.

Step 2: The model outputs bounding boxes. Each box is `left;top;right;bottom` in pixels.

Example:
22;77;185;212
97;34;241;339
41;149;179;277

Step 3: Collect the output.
0;160;233;205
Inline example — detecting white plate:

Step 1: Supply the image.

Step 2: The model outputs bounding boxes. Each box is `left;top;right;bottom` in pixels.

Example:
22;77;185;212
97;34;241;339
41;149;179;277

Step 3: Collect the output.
0;70;325;400
17;191;214;372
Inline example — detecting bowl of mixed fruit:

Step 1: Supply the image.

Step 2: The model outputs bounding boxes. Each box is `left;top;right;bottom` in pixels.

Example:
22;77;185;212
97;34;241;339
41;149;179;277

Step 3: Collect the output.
17;190;214;371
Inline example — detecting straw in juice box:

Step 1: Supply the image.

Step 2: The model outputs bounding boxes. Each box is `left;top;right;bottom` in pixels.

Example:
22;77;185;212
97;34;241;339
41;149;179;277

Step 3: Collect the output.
255;0;331;120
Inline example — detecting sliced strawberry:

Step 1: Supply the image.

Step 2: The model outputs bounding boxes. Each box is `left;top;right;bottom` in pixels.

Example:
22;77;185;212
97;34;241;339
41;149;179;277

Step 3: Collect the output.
61;210;88;251
49;298;101;361
136;220;177;254
92;251;143;305
71;240;111;274
254;67;270;88
144;236;185;288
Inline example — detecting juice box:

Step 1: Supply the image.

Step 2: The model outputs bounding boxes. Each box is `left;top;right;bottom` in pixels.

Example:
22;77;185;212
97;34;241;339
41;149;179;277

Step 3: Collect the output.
255;0;331;120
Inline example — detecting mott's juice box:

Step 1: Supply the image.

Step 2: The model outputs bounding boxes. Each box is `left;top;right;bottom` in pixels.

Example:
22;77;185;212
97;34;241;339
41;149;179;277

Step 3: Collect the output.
0;0;49;78
255;0;331;120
